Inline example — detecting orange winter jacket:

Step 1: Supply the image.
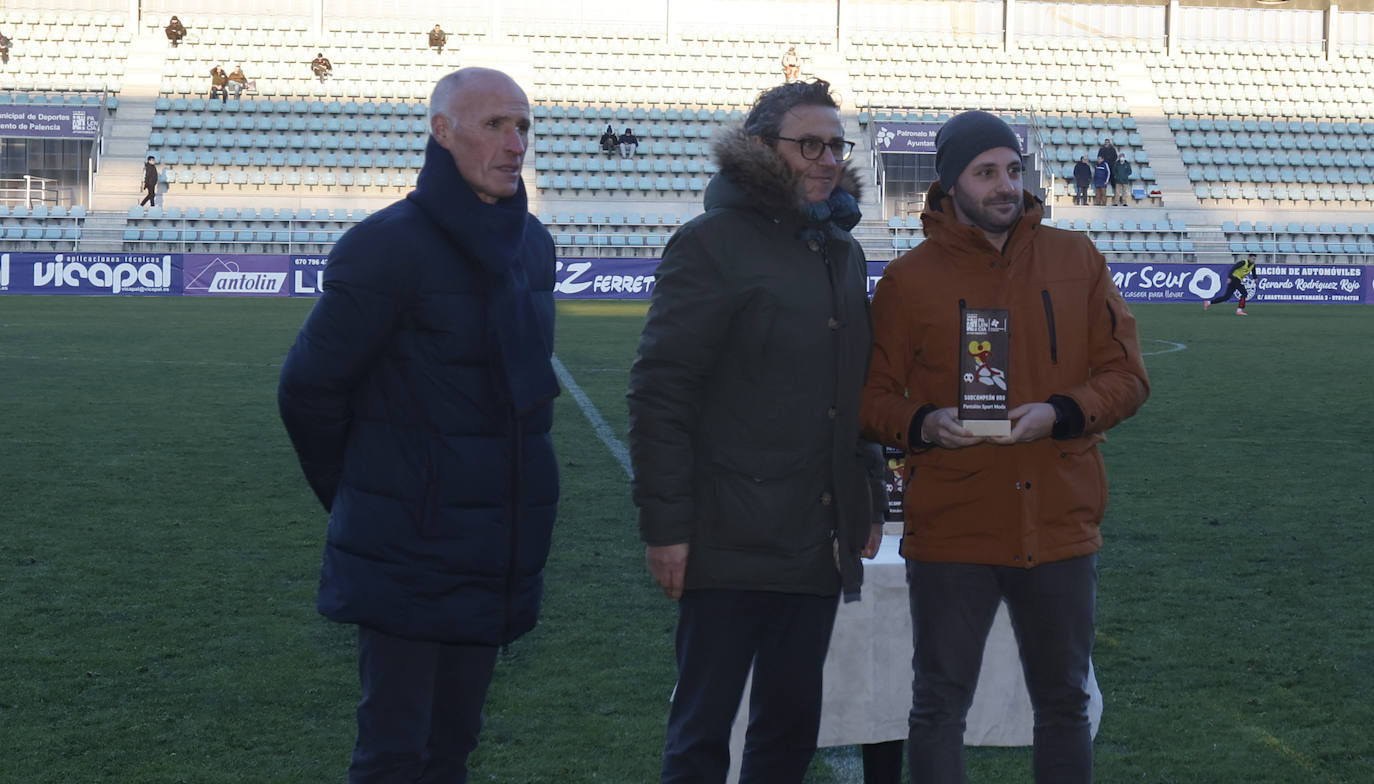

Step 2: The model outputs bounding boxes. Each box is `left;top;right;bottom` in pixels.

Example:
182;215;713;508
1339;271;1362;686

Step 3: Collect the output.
861;185;1149;567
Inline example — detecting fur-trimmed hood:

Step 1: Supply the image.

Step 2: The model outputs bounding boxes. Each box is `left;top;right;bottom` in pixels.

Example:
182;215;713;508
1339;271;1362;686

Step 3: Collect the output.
708;124;864;221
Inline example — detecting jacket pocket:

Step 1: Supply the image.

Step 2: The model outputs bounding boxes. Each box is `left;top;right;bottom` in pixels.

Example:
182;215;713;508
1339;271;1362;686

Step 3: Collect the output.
699;444;832;555
1047;437;1108;525
1041;289;1059;364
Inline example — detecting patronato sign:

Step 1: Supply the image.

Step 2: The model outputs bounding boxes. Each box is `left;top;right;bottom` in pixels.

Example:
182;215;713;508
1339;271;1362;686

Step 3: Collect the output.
873;122;1028;155
0;104;100;139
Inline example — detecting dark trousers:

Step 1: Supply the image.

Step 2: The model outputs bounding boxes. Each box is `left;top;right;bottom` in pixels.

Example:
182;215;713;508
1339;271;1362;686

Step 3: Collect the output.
906;555;1097;784
1073;183;1089;205
661;589;840;784
139;185;156;206
862;739;904;783
350;626;499;784
1209;279;1248;307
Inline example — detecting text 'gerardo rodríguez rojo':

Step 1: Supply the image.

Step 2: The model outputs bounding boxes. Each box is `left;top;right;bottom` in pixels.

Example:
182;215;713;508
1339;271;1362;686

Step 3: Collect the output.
957;307;1010;437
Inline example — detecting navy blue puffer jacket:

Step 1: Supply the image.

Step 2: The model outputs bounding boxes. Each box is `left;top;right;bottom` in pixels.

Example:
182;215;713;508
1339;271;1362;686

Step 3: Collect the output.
279;138;560;645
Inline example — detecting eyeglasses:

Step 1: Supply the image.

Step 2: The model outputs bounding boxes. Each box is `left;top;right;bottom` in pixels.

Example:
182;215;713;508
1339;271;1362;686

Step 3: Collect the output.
771;136;855;161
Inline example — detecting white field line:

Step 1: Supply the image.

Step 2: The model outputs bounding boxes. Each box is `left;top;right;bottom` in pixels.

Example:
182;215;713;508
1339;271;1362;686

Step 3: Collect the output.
1141;338;1187;356
551;354;633;479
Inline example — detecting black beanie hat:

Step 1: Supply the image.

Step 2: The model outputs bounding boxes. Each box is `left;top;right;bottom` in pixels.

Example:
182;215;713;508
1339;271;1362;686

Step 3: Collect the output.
935;110;1023;193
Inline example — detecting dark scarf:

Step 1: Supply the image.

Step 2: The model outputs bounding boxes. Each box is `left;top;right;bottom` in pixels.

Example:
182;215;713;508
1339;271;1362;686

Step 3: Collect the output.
407;138;559;416
797;188;862;248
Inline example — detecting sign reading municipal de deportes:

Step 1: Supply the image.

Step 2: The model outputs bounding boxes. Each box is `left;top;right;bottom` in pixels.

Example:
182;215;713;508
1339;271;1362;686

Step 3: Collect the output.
0;104;100;139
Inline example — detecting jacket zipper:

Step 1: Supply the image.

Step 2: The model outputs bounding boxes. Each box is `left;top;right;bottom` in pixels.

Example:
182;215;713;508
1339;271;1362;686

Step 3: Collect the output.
502;413;522;645
822;238;841;548
1041;289;1059;364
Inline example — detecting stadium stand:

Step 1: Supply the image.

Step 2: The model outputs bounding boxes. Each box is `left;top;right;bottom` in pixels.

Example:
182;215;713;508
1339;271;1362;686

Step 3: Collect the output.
0;10;129;100
2;0;1373;264
123;204;364;255
0;203;86;248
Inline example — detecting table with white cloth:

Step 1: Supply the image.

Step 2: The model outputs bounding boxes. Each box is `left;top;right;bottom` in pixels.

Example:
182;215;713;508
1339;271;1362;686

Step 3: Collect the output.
725;534;1101;783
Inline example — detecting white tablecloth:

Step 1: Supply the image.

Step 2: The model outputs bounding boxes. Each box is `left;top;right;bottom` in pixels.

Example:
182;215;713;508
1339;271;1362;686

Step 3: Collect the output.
726;535;1102;782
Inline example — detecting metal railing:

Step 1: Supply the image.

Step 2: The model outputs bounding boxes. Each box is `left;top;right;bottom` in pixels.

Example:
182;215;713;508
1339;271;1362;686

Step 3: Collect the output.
0;176;60;208
116;218;681;257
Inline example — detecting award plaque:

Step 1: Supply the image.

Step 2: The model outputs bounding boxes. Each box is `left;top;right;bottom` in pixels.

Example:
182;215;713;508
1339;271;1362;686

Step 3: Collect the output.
881;445;906;536
957;308;1011;437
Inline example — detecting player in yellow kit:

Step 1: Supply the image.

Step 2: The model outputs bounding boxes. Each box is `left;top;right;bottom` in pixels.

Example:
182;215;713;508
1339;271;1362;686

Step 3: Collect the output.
1204;255;1257;315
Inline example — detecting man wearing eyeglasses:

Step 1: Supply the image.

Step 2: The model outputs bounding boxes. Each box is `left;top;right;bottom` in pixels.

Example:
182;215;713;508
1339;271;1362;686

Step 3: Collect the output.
629;79;883;783
861;110;1149;782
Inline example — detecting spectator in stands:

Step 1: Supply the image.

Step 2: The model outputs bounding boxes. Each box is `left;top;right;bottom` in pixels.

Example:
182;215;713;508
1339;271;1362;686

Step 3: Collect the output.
429;24;448;53
209;65;229;100
629;78;883;784
227;65;249;96
0;30;11;64
1113;155;1133;206
1073;155;1092;206
140;155;158;207
165;16;186;47
279;66;557;784
782;45;801;80
618;127;639;158
1204;255;1258;315
311;53;333;81
599;124;618;154
862;110;1148;784
1093;156;1110;206
1096;137;1118;172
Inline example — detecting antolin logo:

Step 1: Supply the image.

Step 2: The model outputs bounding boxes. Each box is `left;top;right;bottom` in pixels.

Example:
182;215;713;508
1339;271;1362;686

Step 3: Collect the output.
208;271;287;293
184;257;287;296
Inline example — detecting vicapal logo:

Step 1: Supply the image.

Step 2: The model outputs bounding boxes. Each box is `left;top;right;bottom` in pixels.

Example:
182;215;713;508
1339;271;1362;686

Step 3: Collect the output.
32;254;172;294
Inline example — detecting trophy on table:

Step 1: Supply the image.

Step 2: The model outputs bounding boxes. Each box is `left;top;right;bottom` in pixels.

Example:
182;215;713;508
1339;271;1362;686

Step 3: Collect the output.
957;308;1010;437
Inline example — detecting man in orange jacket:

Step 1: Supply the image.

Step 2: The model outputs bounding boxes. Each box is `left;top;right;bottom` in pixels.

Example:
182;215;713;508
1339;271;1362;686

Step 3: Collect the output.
861;110;1150;783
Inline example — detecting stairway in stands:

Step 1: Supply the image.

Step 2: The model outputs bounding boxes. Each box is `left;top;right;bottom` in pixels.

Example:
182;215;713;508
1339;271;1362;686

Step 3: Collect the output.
84;27;168;250
1114;56;1199;211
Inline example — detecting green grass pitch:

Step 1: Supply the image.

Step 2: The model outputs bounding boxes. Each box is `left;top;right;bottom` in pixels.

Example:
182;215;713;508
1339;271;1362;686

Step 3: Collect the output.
1;296;1371;782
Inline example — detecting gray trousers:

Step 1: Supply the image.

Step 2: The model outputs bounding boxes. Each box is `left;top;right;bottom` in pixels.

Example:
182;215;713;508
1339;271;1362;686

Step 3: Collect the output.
906;554;1098;784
